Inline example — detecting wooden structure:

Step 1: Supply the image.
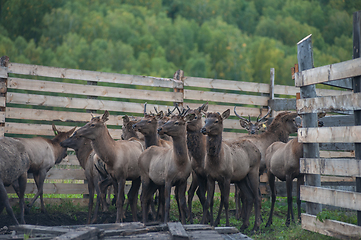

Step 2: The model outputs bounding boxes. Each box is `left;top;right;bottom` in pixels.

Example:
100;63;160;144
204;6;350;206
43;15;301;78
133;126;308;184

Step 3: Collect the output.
296;11;361;239
0;222;252;240
0;52;348;204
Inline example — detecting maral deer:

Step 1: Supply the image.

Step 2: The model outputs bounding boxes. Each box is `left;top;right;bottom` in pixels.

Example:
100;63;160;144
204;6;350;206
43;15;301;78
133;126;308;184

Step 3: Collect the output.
138;108;193;224
235;106;271;135
265;138;304;227
0;137;30;225
201;109;262;231
73;111;144;223
60;134;105;224
12;125;76;213
185;103;210;224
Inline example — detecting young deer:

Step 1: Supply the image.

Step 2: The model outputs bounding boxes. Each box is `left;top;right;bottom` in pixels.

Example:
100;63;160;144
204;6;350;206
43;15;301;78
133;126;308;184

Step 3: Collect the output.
201;109;262;231
234;106;271;135
138;108;193;224
73;111;144;223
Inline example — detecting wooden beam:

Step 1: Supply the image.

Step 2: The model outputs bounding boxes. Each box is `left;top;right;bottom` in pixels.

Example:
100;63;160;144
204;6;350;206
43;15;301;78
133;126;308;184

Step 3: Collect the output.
302;213;361;239
297;34;322;215
8;77;183;102
167;222;189;240
268;98;296;111
322;77;353;90
0;67;7;78
184;89;268;106
0;96;5;107
321;115;355;127
297;93;361;114
319;142;354;151
5;122;122;139
8;63;180;88
295;58;361;87
298;126;361;143
6;92;173;115
300;186;361;211
300;158;361;177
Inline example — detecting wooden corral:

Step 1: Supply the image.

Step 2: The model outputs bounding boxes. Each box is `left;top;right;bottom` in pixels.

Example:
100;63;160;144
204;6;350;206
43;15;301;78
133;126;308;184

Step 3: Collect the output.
292;11;361;239
0;50;350;208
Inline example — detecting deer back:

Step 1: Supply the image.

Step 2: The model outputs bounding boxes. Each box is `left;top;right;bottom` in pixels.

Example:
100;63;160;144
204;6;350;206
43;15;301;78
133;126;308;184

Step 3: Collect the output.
0;137;30;185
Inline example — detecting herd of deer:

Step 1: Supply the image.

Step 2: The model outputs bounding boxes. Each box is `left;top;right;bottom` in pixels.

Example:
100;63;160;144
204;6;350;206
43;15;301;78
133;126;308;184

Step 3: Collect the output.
0;102;310;232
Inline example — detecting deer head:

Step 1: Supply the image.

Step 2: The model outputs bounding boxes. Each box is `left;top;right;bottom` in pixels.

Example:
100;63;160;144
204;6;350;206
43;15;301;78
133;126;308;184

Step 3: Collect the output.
74;111;110;140
234;106;271;135
157;107;192;137
201;109;230;136
186;103;208;132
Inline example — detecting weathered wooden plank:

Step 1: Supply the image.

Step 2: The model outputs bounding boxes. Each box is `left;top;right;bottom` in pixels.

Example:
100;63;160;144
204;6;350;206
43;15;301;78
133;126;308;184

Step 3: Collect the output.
298;126;361;143
320;150;354;158
297;93;361;114
0;126;4;137
268;98;296;111
300;186;361;211
8;63;181;89
184;77;270;93
5;107;124;126
167;222;189;240
186;230;223;240
295;58;361;87
60;155;81;166
9;225;69;234
300;158;361;177
28;168;86;180
6;92;172;115
321;115;355;127
6;182;89;194
4;122;123;139
0;112;4;123
302;213;361;239
184;89;268;106
0;96;5;107
322;77;353;90
0;67;7;78
316;88;352;97
0;80;6;93
53;227;101;240
103;228;148;237
214;227;239;234
9;198;89;207
8;78;182;102
182;225;213;231
319;142;354;151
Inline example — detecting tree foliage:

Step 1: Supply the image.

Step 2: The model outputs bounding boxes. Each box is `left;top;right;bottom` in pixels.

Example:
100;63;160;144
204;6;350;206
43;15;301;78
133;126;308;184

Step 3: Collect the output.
0;0;360;86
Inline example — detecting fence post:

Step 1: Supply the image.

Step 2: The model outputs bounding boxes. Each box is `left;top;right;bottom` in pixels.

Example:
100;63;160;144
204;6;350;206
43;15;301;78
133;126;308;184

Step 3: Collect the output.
352;10;361;226
297;35;322;215
173;70;184;107
0;56;8;138
269;68;275;117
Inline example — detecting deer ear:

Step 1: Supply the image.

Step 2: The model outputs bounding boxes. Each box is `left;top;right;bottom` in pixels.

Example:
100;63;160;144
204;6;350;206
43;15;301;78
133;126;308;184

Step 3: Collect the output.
199;102;208;113
221;109;230;120
239;120;248;128
52;123;58;135
123;115;130;123
68;126;76;135
102;111;110;122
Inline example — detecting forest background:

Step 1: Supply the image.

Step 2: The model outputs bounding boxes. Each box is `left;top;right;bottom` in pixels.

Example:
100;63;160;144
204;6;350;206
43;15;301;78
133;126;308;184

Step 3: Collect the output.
0;0;360;87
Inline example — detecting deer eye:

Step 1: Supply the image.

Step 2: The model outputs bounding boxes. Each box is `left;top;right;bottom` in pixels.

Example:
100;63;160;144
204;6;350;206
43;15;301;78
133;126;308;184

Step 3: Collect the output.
194;116;198;119
215;120;218;123
90;124;95;128
175;121;179;125
148;120;152;123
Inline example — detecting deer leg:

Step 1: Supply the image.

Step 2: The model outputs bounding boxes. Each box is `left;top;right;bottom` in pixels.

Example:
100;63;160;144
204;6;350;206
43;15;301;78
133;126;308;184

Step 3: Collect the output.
197;175;209;222
265;172;276;227
87;178;95;224
17;172;27;224
163;182;173;223
187;172;198;223
91;175;102;224
297;175;304;223
202;176;215;225
248;170;261;233
128;178;141;222
0;179;20;225
28;169;47;213
286;174;294;226
157;186;165;221
175;185;182;222
177;182;188;224
98;177;113;212
141;178;156;223
215;179;230;227
115;178;126;223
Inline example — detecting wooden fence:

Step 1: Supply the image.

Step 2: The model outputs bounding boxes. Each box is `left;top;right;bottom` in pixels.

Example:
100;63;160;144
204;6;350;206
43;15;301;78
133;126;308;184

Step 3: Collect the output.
295;11;361;239
0;52;350;206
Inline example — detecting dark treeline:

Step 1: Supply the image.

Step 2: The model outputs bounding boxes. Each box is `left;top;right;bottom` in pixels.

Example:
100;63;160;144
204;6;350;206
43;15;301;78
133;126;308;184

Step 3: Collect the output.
0;0;359;86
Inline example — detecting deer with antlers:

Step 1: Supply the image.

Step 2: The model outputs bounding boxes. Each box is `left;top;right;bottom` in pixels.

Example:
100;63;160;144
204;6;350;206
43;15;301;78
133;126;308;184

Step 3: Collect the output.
201;109;262;231
138;107;192;224
73;111;144;223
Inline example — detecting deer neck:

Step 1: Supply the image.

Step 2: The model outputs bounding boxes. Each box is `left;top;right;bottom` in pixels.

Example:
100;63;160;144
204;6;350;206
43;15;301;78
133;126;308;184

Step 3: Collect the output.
187;130;206;164
90;129;116;167
206;133;223;163
49;139;66;164
144;129;160;148
264;128;290;144
171;130;189;166
76;141;93;170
